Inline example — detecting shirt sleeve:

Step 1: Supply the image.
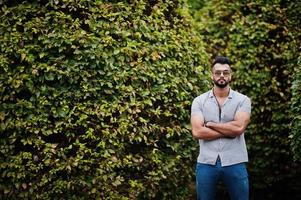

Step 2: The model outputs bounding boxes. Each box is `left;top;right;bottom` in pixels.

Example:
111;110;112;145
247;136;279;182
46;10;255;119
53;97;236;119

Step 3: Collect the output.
191;97;204;119
237;96;251;114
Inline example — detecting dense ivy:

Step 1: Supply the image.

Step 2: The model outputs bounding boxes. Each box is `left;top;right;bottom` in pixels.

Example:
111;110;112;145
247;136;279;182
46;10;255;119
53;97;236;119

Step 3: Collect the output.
0;0;209;199
291;56;301;161
288;0;301;163
189;0;301;199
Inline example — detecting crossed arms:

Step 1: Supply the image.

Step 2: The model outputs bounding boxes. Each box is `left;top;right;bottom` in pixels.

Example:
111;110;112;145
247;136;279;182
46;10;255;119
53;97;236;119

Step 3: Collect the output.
191;112;250;140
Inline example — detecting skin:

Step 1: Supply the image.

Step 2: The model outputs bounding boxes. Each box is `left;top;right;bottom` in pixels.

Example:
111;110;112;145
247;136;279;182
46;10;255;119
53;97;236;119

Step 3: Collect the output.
191;63;250;140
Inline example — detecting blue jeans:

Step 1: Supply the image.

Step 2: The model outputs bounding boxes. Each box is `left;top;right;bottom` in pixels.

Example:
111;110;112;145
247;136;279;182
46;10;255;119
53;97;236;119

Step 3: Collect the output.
196;158;249;200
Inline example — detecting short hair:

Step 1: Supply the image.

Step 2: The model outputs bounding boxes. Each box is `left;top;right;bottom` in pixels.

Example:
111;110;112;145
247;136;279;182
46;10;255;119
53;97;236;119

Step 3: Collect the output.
212;56;231;70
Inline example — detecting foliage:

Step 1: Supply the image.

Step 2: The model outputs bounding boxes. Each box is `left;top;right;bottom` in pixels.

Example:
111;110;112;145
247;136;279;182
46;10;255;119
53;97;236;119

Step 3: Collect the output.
291;56;301;162
188;0;301;198
0;0;209;199
288;0;301;163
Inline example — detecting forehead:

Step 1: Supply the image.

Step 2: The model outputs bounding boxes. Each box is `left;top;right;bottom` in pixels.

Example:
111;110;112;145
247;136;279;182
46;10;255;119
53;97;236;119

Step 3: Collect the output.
212;63;231;71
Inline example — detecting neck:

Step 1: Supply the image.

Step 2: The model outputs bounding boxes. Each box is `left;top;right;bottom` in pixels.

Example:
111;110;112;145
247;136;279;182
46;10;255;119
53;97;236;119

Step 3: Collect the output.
213;86;230;98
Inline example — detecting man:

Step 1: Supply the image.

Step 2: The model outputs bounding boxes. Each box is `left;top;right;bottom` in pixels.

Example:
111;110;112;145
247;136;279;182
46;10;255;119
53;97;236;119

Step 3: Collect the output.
191;56;251;200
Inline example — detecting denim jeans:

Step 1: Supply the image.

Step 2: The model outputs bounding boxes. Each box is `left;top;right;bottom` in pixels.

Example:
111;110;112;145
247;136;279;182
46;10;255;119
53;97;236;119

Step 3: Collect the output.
196;157;249;200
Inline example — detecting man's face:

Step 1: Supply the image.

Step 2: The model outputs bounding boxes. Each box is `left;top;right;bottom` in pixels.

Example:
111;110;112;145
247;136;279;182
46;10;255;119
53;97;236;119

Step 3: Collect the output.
211;63;232;88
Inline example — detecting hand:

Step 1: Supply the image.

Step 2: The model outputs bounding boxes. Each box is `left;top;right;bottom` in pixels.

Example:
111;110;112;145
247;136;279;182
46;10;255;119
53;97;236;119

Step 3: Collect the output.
205;121;213;127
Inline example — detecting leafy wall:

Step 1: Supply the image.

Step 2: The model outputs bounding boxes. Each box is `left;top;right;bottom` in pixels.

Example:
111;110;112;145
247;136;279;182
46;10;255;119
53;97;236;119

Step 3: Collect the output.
288;0;301;163
0;0;209;199
189;0;301;199
291;56;301;162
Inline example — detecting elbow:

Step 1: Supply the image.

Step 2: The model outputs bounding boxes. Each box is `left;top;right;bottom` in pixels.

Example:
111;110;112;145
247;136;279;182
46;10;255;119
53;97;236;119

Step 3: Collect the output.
192;129;199;139
233;126;246;136
192;129;203;139
230;118;250;136
192;128;207;139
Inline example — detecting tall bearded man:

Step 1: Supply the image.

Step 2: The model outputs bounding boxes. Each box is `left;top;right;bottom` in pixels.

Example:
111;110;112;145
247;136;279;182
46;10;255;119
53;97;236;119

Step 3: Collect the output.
191;56;251;200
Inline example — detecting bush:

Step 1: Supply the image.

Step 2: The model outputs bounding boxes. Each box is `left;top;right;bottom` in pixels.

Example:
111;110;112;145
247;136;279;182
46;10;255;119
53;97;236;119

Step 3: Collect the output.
288;0;301;163
188;0;301;199
291;56;301;162
0;0;209;199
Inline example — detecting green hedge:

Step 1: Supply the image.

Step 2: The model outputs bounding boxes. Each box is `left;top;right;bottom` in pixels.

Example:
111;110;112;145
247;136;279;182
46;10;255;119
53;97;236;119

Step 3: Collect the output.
288;0;301;163
291;56;301;162
0;0;209;199
189;0;301;198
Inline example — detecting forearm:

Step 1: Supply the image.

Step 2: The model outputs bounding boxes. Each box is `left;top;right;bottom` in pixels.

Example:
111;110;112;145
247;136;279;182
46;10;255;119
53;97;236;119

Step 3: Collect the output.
192;126;225;140
206;121;244;137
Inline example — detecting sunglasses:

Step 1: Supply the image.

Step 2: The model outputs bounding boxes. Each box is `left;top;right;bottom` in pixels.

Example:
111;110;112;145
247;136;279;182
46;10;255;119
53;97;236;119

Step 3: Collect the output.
213;70;231;77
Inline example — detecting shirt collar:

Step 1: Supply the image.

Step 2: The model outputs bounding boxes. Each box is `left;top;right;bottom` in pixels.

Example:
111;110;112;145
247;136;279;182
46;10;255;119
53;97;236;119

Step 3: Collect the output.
209;88;233;99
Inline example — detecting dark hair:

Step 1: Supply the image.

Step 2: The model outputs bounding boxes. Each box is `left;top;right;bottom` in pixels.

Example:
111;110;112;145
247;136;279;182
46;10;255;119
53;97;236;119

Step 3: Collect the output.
212;56;231;70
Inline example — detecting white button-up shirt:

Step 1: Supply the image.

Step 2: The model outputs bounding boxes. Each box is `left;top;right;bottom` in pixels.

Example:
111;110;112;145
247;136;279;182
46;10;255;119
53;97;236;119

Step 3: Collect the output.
191;89;251;166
